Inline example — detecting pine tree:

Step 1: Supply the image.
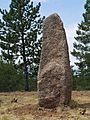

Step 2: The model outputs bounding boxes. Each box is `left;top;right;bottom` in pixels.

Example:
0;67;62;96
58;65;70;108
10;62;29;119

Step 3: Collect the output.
0;0;44;91
71;0;90;90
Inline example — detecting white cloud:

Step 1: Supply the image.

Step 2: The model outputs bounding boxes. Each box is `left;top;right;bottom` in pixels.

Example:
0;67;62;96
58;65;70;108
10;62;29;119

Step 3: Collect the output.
65;24;78;66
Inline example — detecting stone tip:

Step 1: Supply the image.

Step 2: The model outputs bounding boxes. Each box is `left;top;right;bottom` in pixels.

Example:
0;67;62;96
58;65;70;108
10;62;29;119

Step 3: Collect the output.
43;13;62;25
50;13;60;18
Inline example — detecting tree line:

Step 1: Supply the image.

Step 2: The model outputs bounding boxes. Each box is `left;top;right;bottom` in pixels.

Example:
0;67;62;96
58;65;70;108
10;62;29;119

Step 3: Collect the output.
0;0;90;92
71;0;90;90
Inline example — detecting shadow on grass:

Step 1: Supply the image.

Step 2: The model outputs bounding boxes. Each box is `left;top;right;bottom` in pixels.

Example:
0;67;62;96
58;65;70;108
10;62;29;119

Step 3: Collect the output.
69;100;90;109
78;103;90;109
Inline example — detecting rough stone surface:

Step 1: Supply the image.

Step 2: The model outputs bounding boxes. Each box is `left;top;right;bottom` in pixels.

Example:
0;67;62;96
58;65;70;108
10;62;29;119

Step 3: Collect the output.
37;13;72;108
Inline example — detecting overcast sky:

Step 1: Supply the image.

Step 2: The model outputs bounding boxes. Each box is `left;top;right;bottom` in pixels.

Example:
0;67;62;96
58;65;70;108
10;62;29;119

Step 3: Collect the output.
0;0;85;66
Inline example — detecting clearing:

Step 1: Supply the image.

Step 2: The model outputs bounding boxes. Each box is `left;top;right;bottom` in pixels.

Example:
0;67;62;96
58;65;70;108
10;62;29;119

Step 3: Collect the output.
0;91;90;120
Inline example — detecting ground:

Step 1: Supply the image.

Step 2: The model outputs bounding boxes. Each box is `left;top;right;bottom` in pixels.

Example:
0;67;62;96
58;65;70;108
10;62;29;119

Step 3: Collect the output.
0;91;90;120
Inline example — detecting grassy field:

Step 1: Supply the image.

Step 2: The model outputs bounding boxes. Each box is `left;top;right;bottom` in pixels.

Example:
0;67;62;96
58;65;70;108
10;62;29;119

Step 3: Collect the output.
0;91;90;120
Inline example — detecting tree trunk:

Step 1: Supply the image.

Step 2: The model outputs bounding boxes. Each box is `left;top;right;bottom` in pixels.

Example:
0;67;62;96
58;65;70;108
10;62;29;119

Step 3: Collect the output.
21;31;29;91
24;64;29;91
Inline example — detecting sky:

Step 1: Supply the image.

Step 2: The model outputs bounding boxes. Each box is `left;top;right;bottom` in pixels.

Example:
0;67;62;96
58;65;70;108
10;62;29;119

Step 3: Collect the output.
0;0;85;66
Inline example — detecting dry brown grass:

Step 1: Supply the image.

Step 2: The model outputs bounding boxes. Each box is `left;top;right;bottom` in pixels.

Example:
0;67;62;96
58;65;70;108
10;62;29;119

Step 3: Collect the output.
0;91;90;120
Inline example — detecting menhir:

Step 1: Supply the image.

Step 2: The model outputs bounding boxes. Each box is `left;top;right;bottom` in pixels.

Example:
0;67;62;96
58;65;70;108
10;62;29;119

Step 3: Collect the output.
37;13;72;108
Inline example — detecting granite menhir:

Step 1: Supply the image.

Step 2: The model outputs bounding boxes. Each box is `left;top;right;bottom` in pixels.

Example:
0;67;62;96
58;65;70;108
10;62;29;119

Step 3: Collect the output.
37;13;72;108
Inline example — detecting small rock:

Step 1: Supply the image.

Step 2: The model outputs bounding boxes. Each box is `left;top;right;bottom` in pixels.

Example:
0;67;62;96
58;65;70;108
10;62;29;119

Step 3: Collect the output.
11;98;18;103
80;108;86;115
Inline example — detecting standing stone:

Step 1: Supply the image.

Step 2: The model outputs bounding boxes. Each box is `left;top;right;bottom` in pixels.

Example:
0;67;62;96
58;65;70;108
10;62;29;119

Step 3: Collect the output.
37;13;72;108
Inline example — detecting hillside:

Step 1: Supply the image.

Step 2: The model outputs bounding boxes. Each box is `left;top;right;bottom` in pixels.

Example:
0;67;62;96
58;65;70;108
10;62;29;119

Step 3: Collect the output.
0;91;90;120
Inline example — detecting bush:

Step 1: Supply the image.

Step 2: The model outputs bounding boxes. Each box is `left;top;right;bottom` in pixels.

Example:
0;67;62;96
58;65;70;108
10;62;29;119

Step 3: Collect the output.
0;61;24;92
